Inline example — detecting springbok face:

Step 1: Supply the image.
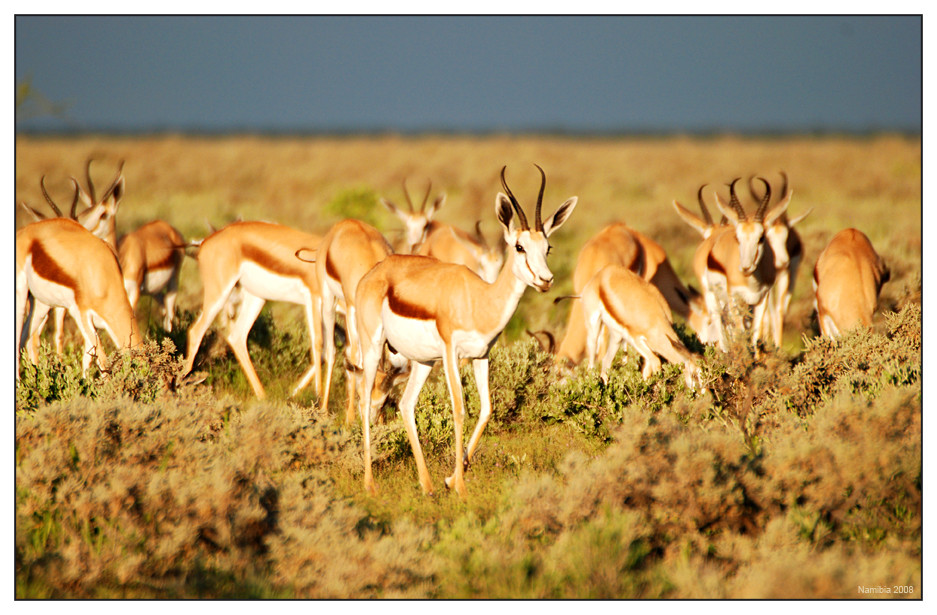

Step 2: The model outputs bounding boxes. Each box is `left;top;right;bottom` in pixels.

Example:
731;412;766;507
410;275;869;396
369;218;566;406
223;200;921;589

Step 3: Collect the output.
496;165;577;293
381;179;445;253
750;173;805;271
714;177;790;276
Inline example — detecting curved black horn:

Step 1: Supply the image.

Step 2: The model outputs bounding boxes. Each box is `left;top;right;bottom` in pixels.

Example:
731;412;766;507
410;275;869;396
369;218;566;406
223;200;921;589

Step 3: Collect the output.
727;178;747;219
500;166;529;230
533;163;546;231
85;158;97;204
420;179;432;213
754;177;771;222
69;177;81;219
779;170;789;198
696;184;714;226
401;178;415;212
39;176;65;217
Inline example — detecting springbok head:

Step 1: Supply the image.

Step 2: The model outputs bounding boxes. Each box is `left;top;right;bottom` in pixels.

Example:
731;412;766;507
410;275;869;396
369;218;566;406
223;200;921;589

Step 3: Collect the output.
748;172;810;270
380;178;445;253
713;177;791;275
496;164;577;292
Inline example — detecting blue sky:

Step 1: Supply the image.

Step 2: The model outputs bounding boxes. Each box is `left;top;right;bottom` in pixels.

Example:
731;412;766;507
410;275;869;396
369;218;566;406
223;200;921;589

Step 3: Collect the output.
14;15;922;133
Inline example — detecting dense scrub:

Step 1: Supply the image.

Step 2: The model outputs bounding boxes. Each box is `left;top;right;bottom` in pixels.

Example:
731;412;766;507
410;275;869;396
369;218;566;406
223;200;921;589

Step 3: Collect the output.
15;304;921;598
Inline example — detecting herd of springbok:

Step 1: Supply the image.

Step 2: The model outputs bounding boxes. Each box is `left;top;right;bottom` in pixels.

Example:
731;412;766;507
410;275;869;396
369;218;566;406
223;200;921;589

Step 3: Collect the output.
16;159;891;496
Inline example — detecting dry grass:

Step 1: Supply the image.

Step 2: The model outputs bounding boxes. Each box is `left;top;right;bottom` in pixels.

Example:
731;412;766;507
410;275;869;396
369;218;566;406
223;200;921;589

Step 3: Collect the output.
15;133;921;599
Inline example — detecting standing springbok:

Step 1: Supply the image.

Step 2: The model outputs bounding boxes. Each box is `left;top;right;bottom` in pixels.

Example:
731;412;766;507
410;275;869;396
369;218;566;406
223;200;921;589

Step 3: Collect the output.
748;173;811;347
673;178;791;351
813;228;889;338
311;218;394;422
180;221;326;399
355;165;577;496
582;265;702;390
16;218;140;377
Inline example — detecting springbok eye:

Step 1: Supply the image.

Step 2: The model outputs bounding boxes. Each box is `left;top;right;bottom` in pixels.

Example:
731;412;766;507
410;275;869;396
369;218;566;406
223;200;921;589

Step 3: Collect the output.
515;243;525;253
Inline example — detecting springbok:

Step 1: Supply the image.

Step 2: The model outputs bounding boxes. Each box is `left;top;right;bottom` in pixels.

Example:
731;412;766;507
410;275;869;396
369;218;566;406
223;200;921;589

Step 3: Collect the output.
555;222;713;365
24;159;187;349
673;178;791;350
381;179;445;254
20;161;126;360
16;218;140;377
310;218;395;422
180;221;326;399
383;179;504;281
748;173;811;347
582;265;702;390
813;228;889;338
354;165;577;496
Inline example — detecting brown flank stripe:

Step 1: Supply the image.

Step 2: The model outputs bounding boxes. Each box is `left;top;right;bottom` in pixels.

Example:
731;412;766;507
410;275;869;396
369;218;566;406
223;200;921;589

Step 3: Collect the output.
325;250;340;281
598;283;625;329
243;244;302;277
707;251;726;276
388;285;435;320
30;241;77;290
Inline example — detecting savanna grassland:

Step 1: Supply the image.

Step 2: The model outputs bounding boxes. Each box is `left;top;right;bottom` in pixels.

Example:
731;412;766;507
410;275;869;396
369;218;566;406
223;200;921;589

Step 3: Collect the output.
14;134;922;598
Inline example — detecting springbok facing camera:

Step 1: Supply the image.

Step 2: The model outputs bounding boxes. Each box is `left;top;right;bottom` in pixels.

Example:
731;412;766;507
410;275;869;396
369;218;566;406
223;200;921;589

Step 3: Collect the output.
16;218;140;377
582;265;702;390
747;173;812;348
383;179;505;281
355;165;577;497
675;178;791;351
813;228;889;339
381;179;445;254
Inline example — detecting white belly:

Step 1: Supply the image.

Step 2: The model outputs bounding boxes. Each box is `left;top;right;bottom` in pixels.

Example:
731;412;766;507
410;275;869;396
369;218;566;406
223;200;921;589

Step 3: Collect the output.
143;267;174;294
239;262;310;305
25;260;76;309
382;300;445;363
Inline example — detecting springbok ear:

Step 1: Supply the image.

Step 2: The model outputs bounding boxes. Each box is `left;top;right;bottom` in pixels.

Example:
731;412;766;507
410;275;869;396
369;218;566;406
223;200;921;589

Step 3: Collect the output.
672;200;710;237
713;191;740;226
19;202;45;222
495;192;516;238
763;189;793;227
425;193;445;220
787;203;812;228
380;197;400;214
104;176;125;212
74;180;94;209
543;197;577;237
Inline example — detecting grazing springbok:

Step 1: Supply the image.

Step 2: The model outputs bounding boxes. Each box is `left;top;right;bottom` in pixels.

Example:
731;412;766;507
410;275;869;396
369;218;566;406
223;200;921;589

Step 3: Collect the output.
180;221;326;399
748;173;812;347
813;228;889;339
354;165;577;496
16;218;140;377
310;218;395;422
20;161;126;359
555;221;713;366
673;178;791;351
23;159;187;349
582;265;702;390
